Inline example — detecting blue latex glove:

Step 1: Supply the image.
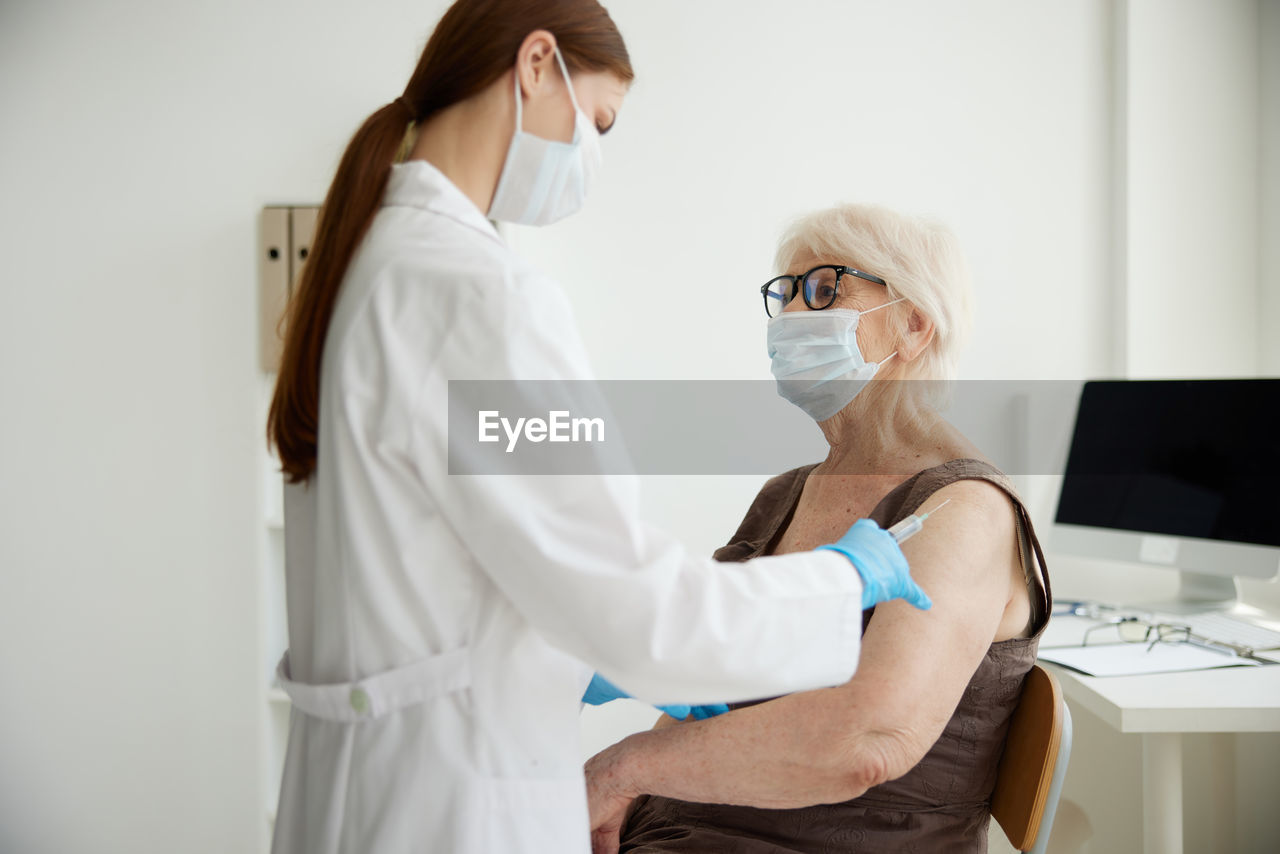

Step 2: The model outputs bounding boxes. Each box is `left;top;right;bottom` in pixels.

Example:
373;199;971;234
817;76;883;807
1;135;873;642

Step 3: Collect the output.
818;518;932;611
581;673;730;720
581;672;631;706
650;700;732;720
688;703;731;720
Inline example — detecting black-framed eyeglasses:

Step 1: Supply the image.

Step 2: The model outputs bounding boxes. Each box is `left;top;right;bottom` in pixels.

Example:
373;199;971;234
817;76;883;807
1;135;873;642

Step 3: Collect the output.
760;264;888;318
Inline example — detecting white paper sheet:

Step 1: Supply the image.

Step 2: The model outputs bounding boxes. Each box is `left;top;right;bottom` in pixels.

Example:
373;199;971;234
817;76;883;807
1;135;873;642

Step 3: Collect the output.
1038;642;1264;677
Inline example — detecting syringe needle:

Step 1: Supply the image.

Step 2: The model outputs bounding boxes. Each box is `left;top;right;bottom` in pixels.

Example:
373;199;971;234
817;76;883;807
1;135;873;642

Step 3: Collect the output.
917;498;951;521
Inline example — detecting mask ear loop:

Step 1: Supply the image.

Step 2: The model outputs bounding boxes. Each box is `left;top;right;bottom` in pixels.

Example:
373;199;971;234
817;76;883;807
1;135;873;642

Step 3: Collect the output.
515;47;583;139
552;46;585;117
857;296;906;316
511;63;525;134
857;297;906;367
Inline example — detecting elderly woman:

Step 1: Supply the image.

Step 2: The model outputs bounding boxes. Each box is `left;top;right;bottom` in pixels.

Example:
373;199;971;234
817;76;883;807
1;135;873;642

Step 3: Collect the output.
585;204;1052;853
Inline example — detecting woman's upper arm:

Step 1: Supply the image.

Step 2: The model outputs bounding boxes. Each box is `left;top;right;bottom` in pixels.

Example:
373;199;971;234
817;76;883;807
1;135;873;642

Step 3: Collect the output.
581;481;1024;809
832;479;1019;775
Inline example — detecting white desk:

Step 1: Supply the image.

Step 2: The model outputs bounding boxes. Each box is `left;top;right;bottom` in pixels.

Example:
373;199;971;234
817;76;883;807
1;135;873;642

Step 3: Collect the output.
1038;616;1280;854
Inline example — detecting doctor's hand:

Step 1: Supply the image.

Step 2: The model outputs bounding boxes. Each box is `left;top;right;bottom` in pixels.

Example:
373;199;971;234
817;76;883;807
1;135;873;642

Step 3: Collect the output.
581;672;631;706
583;673;730;720
818;518;933;611
653;701;731;721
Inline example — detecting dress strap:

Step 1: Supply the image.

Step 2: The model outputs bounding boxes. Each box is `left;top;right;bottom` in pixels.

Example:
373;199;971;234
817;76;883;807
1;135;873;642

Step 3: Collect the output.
869;459;1052;634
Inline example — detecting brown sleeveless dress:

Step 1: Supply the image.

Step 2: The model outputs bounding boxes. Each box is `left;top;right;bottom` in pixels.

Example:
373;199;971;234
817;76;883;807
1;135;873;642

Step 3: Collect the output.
619;459;1052;853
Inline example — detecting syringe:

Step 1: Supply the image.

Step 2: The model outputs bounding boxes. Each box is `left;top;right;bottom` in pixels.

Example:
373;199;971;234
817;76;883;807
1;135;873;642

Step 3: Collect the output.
887;498;952;544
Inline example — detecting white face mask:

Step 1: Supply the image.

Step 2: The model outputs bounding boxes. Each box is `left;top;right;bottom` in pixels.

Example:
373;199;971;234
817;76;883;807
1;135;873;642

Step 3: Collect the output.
487;47;602;226
766;301;903;422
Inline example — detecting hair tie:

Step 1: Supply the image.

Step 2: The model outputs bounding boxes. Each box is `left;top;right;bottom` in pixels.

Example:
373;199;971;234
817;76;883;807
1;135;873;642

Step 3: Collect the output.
395;95;416;118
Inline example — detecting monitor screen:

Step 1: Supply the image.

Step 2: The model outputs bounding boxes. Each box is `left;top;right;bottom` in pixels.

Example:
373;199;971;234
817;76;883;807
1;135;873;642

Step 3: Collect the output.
1054;379;1280;549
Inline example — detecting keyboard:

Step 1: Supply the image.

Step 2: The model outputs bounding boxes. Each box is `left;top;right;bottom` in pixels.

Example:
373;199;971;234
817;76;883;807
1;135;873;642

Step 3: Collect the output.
1169;612;1280;652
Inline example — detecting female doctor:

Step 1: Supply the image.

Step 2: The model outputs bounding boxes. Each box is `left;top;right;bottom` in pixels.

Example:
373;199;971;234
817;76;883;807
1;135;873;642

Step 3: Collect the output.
267;1;928;852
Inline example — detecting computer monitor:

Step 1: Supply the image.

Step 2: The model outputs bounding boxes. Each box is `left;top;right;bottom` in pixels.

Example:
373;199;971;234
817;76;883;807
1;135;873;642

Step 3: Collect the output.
1052;379;1280;611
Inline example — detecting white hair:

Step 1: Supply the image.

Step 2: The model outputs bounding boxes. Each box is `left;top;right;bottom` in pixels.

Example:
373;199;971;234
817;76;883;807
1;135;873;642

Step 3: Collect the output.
774;203;973;383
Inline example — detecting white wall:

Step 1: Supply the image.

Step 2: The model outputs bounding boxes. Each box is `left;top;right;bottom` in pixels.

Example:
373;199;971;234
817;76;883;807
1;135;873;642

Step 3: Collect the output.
512;0;1113;385
0;2;456;851
0;2;1274;853
1120;0;1260;377
1264;0;1280;376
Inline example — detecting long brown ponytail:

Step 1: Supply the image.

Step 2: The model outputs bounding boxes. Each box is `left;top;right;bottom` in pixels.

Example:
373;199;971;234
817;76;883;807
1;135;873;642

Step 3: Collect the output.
268;0;633;483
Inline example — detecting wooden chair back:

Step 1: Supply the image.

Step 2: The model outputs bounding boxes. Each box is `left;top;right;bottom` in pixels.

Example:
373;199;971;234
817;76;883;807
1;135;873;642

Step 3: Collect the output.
991;664;1073;854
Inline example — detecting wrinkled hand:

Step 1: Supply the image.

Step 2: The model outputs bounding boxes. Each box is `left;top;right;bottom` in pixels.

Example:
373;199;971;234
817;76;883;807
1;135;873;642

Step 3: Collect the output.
585;745;637;854
589;789;632;854
582;673;730;720
818;518;932;611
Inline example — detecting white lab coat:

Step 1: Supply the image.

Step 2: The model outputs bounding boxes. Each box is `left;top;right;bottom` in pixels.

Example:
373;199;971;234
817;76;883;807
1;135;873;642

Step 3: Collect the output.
270;160;866;854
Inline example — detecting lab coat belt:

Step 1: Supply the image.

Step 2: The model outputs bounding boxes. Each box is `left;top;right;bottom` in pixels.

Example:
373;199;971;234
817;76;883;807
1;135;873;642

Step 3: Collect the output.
275;648;471;723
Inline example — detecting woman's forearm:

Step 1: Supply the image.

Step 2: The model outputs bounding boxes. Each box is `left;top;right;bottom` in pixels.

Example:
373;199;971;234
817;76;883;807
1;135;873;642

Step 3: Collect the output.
589;687;906;810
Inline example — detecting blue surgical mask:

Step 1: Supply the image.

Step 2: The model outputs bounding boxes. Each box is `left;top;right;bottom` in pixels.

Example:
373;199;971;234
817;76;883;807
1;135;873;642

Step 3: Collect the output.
766;301;903;421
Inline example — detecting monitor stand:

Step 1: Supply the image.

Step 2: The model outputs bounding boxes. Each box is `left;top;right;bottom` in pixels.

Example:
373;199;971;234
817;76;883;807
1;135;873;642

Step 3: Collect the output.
1131;571;1239;615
